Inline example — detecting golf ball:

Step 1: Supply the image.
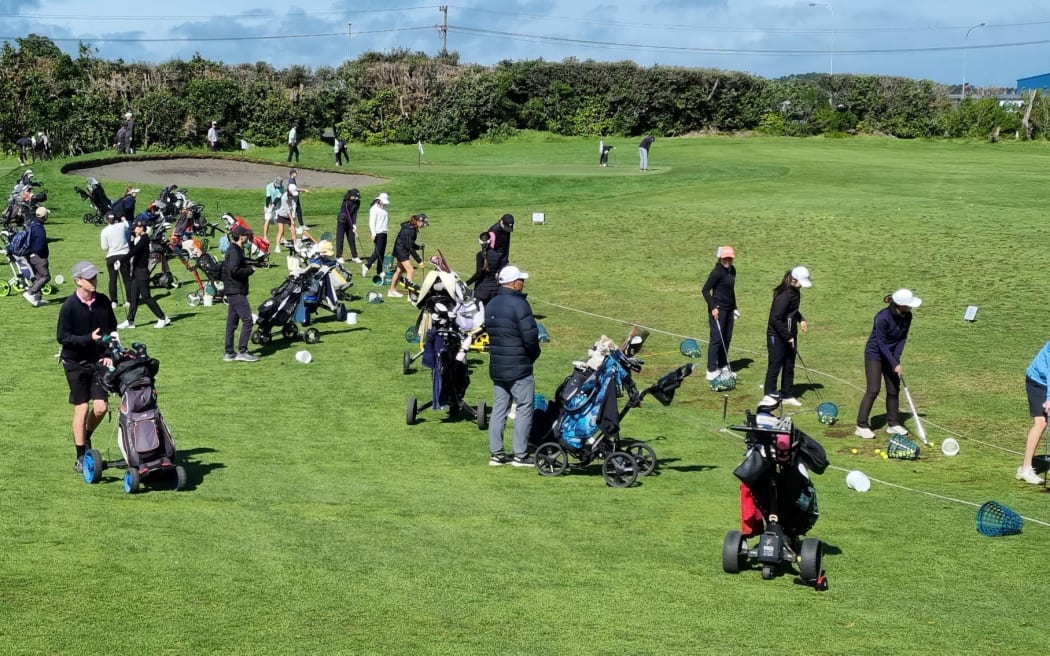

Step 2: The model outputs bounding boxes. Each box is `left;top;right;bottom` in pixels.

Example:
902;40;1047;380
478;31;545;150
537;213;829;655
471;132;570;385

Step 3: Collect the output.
882;453;889;459
874;448;881;454
851;448;858;455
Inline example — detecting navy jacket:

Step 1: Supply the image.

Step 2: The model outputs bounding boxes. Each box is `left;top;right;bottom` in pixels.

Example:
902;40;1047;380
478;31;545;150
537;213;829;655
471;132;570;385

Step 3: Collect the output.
392;220;422;262
338;198;360;226
25;218;48;258
222;241;254;296
864;306;912;368
485;286;540;382
702;264;736;311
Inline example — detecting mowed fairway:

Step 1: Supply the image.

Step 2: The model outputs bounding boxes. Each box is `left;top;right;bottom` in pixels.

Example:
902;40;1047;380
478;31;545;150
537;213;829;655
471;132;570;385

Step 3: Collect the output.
2;134;1049;655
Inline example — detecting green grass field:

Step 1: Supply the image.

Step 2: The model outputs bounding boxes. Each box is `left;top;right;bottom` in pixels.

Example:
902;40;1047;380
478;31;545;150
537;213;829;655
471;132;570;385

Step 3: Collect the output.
2;133;1049;655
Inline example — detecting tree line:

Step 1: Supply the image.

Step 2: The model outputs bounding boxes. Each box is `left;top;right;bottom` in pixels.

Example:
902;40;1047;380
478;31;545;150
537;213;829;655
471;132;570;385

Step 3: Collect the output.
4;34;1045;157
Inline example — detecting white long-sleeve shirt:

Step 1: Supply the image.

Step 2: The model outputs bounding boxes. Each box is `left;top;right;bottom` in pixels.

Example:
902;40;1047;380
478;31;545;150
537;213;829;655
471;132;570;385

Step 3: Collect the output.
100;221;129;256
368;203;389;236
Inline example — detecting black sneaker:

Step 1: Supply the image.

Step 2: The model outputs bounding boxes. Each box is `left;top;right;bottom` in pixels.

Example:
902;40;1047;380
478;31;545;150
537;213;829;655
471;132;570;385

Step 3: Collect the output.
73;458;83;474
489;452;510;466
510;455;534;467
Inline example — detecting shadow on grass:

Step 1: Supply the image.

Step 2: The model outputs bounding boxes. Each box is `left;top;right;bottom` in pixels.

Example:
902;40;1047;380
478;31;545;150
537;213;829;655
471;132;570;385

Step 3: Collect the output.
730;357;755;372
178;446;224;491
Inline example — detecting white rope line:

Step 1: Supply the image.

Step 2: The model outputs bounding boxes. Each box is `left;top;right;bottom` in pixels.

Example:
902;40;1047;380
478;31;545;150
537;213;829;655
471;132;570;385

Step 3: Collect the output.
533;297;1025;458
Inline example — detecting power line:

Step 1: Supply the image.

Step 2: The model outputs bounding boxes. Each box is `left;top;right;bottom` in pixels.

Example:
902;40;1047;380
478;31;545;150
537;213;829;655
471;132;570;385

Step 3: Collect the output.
0;6;441;21
0;26;434;44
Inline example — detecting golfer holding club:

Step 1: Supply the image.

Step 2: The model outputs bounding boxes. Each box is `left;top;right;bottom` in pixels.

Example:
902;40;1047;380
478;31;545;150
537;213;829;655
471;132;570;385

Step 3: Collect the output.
701;245;738;381
1017;341;1050;484
855;289;921;439
760;266;812;408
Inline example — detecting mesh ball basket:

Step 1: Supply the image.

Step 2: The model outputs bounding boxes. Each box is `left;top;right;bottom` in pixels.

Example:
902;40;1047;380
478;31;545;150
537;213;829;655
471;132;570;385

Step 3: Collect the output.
404;325;420;344
710;370;737;391
976;500;1023;537
679;338;702;359
887;434;920;460
816;401;839;425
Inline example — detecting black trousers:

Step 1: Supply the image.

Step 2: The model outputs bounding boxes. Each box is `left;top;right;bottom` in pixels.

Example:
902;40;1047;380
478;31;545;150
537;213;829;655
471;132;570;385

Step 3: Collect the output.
335;220;358;259
287;143;299;162
225;294;254;354
857;358;901;428
127;271;163;323
763;334;796;398
105;253;130;303
707;311;735;372
364;233;388;275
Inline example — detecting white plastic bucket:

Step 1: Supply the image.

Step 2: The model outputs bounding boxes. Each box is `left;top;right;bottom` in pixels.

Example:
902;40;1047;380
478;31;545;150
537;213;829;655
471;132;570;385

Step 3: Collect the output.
845;470;871;492
941;438;960;456
203;294;214;307
346;312;358;325
295;350;312;364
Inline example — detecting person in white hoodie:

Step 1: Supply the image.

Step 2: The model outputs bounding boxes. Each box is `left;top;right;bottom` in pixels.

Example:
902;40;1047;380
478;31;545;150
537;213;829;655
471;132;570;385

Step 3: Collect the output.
99;212;130;308
362;192;390;278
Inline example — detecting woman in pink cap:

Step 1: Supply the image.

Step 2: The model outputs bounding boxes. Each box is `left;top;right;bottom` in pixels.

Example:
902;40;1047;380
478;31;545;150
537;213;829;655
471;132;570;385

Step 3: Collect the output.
701;245;738;380
855;288;921;439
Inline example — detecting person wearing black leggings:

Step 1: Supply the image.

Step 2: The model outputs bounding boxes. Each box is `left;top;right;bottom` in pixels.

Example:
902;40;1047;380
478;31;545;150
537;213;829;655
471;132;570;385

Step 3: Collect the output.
362;192;390;278
855;289;921;439
761;266;812;407
335;188;361;263
119;219;170;330
701;245;737;379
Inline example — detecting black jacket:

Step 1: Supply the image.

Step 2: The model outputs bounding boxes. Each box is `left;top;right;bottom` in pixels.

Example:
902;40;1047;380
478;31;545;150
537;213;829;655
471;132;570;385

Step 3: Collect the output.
222;241;254;295
487;223;511;259
766;287;804;341
392;220;422;262
466;248;503;303
128;234;152;278
57;292;118;363
702;264;736;311
485;286;540;382
338;197;360;226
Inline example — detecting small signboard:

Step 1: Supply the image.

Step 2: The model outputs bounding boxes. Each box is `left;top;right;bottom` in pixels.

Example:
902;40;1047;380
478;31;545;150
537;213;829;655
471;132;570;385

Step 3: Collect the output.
964;306;979;322
532;212;545;225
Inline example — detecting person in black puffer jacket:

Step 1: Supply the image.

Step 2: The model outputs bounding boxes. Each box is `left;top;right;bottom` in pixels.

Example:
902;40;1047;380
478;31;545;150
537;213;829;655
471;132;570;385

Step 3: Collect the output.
222;225;258;361
701;245;738;380
465;231;505;305
761;266;812;408
387;213;427;298
485;264;541;467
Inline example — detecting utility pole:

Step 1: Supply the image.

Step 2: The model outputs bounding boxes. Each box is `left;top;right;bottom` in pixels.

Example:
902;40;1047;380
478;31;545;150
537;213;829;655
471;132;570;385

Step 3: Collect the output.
347;22;352;61
439;5;448;55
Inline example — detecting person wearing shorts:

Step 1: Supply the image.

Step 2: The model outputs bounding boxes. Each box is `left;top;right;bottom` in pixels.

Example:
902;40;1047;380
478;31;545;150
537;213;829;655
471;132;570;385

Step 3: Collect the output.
387;213;427;298
263;176;283;244
1019;341;1050;484
57;260;118;473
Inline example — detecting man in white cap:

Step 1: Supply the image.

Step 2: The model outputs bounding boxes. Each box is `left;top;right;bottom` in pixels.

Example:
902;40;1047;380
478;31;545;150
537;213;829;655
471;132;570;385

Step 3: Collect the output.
485;264;541;467
207;121;219;152
57;260;118;473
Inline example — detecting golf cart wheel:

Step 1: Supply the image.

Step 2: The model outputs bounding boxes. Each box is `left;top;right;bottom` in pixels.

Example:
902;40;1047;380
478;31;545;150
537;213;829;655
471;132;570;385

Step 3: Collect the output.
336;304;347;322
402;350;412;375
0;280;10;296
41;283;54;295
625;442;658;476
304;327;320;344
174;465;188;491
799;538;824;582
722;530;748;574
168;277;181;289
82;449;104;484
282;323;299;340
186;292;202;307
123;469;141;494
250;331;261;345
83;212;95;224
476;400;488;430
534;442;568;477
601;452;639;488
406;396;419;425
761;565;775;580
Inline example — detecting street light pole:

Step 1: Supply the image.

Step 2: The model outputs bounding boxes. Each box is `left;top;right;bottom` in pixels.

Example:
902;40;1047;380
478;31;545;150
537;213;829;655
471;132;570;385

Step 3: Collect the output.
347;22;352;60
809;2;834;77
962;22;985;102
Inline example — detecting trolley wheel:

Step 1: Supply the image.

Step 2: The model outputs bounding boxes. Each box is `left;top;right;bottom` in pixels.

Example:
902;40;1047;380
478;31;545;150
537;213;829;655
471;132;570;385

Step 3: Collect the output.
476;400;487;430
123;469;141;494
41;282;54;295
83;212;95;224
250;330;261;345
174;465;188;491
336;304;347;322
799;538;824;582
304;327;320;344
82;449;105;484
406;396;418;425
186;292;202;307
0;280;10;296
601;451;638;488
168;277;181;289
625;442;658;476
282;323;300;340
534;442;568;477
722;530;748;574
402;350;412;375
761;565;775;580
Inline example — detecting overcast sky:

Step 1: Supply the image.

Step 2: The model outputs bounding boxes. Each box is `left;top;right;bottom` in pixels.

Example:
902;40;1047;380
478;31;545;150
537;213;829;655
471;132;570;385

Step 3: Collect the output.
7;1;1050;88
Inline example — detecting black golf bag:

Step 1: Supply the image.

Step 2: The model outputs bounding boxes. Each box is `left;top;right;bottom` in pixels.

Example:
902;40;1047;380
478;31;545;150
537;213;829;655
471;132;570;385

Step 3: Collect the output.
252;274;309;344
103;352;175;473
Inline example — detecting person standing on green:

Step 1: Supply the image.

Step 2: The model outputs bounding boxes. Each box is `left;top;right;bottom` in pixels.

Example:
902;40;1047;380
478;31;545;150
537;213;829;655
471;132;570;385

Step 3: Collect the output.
638;135;655;171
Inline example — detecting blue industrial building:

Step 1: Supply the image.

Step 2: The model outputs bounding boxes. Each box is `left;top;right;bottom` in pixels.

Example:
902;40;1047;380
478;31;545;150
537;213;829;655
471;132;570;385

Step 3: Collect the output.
1017;73;1050;91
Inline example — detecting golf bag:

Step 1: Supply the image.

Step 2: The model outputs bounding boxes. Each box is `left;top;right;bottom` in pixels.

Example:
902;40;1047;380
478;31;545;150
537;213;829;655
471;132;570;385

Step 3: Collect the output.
101;344;176;473
74;177;111;225
252;274;309;344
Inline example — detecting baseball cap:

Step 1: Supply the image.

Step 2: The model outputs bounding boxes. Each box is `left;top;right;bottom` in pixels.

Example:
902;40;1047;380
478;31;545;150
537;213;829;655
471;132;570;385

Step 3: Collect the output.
129;188;140;195
377;192;390;204
498;264;529;285
72;261;100;279
501;213;515;231
287;183;299;196
414;213;429;226
348;188;359;197
230;225;251;238
718;245;735;259
35;206;50;219
791;266;812;288
891;289;922;308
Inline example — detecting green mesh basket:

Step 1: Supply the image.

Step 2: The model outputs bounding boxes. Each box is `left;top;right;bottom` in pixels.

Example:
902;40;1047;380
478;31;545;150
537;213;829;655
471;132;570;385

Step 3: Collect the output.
887;434;920;460
679;338;702;358
816;401;839;425
976;500;1023;537
404;325;420;344
710;370;737;391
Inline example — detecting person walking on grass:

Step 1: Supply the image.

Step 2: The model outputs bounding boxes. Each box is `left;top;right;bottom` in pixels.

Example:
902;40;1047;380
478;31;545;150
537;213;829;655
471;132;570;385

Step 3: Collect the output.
387;213;428;298
272;183;299;254
334;136;349;166
57;260;117;474
1017;340;1050;484
223;225;258;362
638;134;655;171
262;176;283;244
287;122;300;163
100;212;130;309
362;192;390;279
207;121;219;152
335;188;362;265
486;265;541;467
118;218;171;330
854;289;922;439
701;245;738;381
760;266;812;408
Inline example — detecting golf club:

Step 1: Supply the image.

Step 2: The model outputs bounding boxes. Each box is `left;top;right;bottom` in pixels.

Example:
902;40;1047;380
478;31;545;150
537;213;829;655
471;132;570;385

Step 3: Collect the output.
793;345;823;402
899;373;928;445
714;318;733;375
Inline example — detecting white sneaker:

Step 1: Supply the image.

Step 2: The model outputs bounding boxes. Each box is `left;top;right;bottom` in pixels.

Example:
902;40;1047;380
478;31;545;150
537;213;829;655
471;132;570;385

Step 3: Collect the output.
22;291;35;304
705;369;719;381
387;290;404;298
721;366;733;374
117;320;134;329
154;317;172;329
275;245;281;253
759;395;779;407
351;258;363;264
854;426;876;439
361;264;369;277
781;397;803;407
1016;466;1045;485
336;258;345;265
886;425;909;435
